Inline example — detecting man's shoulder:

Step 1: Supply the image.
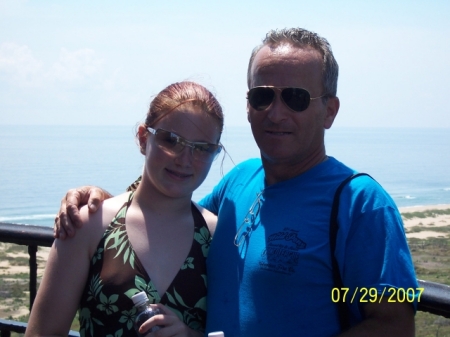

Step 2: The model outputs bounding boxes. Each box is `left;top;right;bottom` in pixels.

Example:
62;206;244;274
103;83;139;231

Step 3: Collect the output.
320;158;389;201
302;156;355;186
207;158;263;201
235;157;263;169
325;157;379;186
324;156;354;174
225;158;263;179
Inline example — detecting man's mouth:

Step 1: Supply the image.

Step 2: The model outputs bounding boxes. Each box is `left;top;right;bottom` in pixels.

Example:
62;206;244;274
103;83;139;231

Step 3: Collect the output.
266;130;291;136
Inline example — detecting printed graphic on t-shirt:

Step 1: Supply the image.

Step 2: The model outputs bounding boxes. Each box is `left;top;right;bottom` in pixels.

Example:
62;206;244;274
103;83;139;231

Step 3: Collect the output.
259;227;306;274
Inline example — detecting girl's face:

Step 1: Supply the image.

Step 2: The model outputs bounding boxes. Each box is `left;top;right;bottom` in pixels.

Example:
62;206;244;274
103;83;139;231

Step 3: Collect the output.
139;105;221;199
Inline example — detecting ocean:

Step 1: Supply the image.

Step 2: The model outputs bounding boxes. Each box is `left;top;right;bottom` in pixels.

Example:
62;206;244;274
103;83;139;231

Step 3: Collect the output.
1;125;449;227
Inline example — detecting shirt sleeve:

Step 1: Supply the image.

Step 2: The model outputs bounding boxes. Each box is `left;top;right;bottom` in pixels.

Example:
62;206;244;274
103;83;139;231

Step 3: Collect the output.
336;178;418;318
199;184;220;215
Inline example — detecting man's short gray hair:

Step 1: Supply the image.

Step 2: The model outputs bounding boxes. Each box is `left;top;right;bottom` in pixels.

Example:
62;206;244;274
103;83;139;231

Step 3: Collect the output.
247;28;339;97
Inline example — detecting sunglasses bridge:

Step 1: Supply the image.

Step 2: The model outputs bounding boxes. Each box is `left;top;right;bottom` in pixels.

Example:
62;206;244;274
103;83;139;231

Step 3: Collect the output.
174;137;204;155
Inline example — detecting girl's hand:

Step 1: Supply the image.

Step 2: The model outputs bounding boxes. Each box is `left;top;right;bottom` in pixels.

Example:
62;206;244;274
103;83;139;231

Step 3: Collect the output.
140;304;202;337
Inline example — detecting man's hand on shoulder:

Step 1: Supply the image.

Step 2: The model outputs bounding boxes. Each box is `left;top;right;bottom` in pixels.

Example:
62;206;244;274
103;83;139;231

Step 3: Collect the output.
54;186;113;239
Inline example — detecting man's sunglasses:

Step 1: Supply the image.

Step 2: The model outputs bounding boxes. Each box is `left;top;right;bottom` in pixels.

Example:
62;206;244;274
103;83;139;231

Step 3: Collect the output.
147;127;222;163
247;86;328;112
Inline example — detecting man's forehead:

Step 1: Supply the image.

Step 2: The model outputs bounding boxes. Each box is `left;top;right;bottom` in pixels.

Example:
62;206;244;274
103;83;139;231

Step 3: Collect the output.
256;43;320;65
250;44;322;87
268;42;296;55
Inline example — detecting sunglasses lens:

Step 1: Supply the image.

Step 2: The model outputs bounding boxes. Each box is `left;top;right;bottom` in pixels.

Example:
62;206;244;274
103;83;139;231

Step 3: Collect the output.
194;143;216;154
248;87;313;112
153;129;221;162
248;87;275;111
193;143;222;162
281;88;311;112
155;130;182;152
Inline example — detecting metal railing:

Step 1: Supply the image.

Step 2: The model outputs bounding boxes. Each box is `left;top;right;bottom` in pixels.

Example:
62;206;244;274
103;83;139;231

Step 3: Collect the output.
1;222;450;336
0;222;79;337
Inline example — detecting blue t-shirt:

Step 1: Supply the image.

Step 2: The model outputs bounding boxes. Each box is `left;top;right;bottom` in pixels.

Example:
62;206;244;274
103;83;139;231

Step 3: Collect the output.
199;157;417;337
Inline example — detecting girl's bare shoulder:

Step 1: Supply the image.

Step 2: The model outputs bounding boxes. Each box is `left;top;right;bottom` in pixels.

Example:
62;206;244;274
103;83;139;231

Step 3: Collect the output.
77;192;131;245
100;192;131;223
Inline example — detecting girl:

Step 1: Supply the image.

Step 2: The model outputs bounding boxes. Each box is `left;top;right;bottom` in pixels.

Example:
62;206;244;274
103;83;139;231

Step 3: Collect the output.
26;81;224;337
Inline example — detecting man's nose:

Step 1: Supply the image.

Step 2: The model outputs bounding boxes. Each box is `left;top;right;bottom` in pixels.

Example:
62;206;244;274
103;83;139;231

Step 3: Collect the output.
266;95;289;123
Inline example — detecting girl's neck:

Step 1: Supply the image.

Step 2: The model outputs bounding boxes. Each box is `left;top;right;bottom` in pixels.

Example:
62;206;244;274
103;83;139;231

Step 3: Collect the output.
132;177;193;217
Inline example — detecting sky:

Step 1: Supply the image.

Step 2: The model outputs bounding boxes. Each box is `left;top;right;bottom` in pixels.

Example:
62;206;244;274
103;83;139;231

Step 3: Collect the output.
1;0;449;128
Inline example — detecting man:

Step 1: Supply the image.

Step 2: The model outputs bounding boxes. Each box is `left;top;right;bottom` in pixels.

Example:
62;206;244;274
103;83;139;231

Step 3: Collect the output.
56;28;417;336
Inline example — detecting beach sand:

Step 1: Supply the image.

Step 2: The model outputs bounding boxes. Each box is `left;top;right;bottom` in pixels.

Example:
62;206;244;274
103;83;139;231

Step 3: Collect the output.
0;244;50;319
0;204;449;320
399;204;450;239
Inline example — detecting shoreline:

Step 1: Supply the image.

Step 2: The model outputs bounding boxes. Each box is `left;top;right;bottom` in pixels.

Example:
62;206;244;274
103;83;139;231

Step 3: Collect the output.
399;203;450;213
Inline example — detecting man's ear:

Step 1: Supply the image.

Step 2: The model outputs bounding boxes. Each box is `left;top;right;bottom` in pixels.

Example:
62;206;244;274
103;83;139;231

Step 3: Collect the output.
137;124;148;155
324;96;340;129
246;95;251;123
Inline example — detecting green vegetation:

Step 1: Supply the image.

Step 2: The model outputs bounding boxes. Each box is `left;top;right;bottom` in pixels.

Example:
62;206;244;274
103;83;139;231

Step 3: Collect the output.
410;237;450;284
409;237;450;336
401;208;450;220
407;225;450;234
416;313;450;337
0;243;77;336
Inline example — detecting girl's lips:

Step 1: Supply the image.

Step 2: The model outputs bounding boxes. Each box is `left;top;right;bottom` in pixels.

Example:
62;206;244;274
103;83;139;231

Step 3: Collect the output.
165;168;193;179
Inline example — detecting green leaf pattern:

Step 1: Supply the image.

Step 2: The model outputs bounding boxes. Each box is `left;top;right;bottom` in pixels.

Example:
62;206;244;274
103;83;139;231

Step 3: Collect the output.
166;287;207;330
118;307;137;330
106;328;123;337
97;293;119;315
124;275;160;303
86;273;102;302
104;220;136;269
78;194;210;336
194;226;212;257
92;247;103;265
182;257;194;270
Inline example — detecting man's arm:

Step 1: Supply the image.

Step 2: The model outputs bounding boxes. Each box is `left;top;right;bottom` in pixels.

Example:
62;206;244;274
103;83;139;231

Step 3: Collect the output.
54;186;112;239
338;298;415;337
335;179;417;336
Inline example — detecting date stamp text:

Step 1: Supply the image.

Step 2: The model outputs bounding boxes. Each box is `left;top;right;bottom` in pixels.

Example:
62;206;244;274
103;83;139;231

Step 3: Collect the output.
331;287;424;303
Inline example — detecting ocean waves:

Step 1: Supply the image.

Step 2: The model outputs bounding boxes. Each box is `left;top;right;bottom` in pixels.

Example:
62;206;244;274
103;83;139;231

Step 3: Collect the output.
1;125;450;227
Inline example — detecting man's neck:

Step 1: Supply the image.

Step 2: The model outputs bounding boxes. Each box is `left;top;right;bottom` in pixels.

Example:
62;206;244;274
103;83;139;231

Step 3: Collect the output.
262;150;328;186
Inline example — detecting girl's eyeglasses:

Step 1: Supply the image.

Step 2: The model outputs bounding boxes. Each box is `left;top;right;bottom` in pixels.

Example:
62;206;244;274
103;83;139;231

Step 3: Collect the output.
147;127;222;163
234;191;263;247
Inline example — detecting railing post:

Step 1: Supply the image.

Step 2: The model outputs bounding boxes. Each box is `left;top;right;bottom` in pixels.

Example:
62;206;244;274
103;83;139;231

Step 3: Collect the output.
1;329;11;337
28;245;38;311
